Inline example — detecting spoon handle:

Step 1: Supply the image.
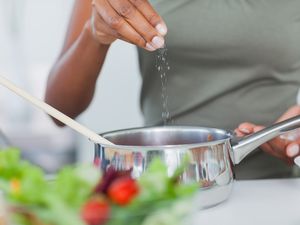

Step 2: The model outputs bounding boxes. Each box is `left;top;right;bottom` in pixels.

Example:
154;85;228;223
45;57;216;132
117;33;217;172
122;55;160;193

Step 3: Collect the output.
0;75;113;145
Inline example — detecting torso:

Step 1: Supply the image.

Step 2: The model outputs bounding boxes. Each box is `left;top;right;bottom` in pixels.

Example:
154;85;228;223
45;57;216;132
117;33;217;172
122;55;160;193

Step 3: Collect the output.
137;0;300;179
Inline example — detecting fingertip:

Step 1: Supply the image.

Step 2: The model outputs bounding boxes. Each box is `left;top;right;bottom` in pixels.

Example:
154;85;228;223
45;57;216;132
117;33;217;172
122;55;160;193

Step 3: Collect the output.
238;122;255;134
234;129;244;137
240;128;251;134
145;43;156;51
286;143;299;158
155;23;168;36
151;36;165;49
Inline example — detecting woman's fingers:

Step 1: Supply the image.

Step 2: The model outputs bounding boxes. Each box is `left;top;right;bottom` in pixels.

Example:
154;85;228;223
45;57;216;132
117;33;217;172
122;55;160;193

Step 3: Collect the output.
108;0;165;49
95;0;146;48
252;126;292;163
93;0;146;48
237;109;300;164
91;8;117;44
234;128;245;137
235;124;284;159
129;0;167;35
118;36;156;51
253;126;286;160
263;142;292;164
286;142;300;158
238;122;256;135
92;0;166;50
91;8;153;51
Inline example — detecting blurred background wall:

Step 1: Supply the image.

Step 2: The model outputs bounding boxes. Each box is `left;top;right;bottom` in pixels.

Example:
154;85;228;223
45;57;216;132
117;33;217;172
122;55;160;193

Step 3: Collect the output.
0;0;143;172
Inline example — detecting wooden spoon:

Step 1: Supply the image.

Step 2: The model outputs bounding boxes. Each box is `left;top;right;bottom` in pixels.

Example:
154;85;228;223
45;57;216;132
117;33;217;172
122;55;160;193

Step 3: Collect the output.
0;75;113;145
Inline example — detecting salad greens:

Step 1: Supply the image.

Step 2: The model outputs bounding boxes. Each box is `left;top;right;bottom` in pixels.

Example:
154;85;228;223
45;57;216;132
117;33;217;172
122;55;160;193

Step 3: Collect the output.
0;148;100;225
0;148;199;225
106;158;198;225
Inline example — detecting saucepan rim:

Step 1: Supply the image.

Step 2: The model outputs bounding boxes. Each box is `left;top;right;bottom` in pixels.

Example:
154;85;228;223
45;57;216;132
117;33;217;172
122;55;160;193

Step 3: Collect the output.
98;126;234;150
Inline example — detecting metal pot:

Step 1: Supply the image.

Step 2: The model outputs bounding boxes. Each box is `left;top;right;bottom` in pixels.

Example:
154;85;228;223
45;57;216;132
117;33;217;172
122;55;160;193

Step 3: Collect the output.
94;115;300;209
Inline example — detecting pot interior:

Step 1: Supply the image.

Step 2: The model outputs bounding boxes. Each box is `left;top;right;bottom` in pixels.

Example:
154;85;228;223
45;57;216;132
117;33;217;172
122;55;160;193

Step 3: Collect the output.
102;126;231;146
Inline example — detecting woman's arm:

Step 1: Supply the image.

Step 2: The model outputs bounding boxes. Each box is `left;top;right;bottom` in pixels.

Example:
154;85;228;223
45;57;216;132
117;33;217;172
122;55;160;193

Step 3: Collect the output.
45;0;109;125
45;0;167;126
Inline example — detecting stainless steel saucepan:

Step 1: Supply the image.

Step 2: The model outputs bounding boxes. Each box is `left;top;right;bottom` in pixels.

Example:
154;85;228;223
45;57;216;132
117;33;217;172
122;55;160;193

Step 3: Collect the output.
1;75;299;209
94;116;300;209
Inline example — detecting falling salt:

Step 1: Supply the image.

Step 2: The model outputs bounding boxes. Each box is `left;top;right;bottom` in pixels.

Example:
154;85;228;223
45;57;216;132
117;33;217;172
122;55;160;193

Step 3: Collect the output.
156;46;171;125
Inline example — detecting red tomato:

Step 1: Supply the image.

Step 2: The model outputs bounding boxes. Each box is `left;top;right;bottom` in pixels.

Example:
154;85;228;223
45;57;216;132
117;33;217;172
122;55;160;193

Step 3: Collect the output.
107;177;139;206
81;198;110;225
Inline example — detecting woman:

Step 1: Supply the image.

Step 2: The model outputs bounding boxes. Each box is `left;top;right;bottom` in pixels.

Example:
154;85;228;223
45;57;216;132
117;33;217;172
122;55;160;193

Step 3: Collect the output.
45;0;300;179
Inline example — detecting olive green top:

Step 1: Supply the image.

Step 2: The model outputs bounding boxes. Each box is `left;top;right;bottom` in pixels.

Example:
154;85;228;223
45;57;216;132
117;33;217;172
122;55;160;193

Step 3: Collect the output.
137;0;300;179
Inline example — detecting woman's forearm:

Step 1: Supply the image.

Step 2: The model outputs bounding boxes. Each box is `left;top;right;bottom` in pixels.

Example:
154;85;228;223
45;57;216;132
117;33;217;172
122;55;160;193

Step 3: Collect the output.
45;23;109;125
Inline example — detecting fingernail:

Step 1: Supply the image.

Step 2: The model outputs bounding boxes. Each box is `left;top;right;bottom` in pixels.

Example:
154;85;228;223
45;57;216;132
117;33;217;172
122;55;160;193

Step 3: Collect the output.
152;36;165;49
287;144;299;157
240;128;250;134
294;156;300;167
156;23;167;36
145;43;156;51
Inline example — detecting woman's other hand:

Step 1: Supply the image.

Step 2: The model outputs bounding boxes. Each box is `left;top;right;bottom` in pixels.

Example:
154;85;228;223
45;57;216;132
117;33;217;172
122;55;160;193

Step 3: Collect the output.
90;0;167;51
235;105;300;164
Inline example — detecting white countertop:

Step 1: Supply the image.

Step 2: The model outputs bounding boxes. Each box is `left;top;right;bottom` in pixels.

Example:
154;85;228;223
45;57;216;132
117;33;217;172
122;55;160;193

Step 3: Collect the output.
191;179;300;225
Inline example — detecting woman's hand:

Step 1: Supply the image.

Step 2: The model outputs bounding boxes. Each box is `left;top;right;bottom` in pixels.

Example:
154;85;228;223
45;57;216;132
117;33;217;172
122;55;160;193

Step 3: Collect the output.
235;105;300;164
90;0;167;51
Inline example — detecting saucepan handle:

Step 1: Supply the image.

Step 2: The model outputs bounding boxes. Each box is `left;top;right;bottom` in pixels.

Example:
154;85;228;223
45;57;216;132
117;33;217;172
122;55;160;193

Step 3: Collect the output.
231;115;300;165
